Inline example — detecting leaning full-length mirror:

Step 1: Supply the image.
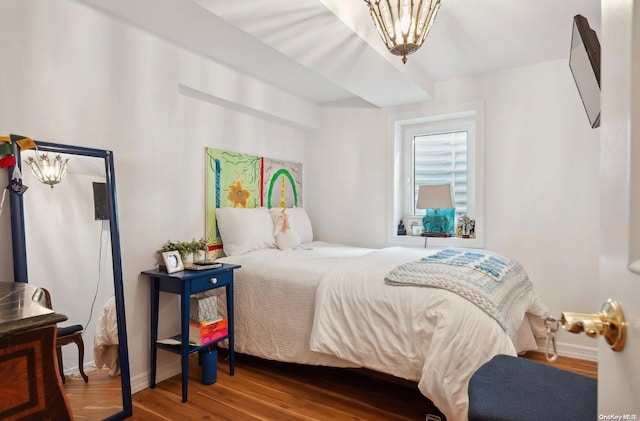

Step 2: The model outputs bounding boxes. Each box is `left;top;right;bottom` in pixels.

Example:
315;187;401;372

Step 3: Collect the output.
10;141;132;420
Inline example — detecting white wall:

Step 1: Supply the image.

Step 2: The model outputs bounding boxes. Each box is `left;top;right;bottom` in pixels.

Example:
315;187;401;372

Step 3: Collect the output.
0;0;316;391
311;60;601;356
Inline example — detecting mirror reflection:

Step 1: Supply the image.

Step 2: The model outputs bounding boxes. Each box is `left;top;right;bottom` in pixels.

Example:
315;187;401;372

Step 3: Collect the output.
13;144;131;420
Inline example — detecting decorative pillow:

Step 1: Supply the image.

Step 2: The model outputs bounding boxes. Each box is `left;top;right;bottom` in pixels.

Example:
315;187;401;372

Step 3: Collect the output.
268;207;313;243
271;208;301;251
215;207;275;256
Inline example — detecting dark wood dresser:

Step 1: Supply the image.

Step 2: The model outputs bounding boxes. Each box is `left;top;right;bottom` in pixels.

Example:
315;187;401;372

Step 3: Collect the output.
0;282;72;420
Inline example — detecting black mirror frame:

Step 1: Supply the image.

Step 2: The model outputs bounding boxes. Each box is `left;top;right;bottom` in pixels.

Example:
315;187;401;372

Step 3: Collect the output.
8;141;132;420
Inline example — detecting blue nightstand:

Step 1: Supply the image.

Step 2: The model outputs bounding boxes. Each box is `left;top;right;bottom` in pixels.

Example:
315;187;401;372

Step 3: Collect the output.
142;263;240;402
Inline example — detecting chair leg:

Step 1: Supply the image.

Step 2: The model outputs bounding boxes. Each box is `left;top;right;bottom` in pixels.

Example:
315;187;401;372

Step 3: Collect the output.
75;337;89;383
56;347;65;384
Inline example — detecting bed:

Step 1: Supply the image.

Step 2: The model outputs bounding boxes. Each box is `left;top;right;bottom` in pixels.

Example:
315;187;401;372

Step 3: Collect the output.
94;295;120;376
214;207;549;420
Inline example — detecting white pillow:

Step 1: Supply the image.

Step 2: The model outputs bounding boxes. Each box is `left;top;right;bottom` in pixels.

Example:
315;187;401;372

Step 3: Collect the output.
268;207;313;243
215;207;275;256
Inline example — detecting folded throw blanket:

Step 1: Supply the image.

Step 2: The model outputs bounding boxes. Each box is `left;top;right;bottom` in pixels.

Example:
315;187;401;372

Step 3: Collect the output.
420;248;511;281
385;249;532;330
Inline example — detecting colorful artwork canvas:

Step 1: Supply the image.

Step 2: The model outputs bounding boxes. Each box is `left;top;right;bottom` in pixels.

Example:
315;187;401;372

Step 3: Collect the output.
205;148;303;258
205;148;261;256
263;158;302;209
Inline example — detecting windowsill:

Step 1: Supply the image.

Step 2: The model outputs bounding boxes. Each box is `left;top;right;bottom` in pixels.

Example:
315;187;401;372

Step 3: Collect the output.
388;234;484;249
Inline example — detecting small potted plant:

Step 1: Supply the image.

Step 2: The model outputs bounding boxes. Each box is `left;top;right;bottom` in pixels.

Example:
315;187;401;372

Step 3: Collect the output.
156;240;180;257
189;237;210;262
156;240;183;269
156;237;210;266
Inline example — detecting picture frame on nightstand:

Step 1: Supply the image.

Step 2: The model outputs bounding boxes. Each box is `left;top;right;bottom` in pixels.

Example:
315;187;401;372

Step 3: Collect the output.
161;250;184;274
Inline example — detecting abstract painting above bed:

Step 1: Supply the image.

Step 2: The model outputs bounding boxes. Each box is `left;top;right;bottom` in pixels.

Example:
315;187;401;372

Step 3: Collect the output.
205;148;303;258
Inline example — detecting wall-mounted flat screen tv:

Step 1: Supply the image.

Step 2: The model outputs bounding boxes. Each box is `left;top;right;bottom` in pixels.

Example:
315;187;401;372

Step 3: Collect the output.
569;14;601;128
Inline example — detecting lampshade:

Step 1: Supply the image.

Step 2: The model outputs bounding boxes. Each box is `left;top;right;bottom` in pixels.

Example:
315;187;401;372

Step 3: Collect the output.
25;152;69;189
416;184;452;209
364;0;442;64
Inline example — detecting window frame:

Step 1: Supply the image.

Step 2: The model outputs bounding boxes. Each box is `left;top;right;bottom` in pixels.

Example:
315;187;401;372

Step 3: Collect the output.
387;102;484;248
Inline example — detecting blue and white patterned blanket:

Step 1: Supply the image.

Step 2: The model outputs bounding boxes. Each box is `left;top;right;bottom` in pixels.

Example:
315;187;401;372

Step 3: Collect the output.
421;248;511;281
384;248;532;330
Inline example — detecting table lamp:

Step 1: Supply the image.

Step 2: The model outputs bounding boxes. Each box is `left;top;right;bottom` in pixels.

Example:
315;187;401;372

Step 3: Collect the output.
416;184;454;237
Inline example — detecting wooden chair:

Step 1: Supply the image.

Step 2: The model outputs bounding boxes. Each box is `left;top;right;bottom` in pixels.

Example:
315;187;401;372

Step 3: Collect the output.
41;288;89;384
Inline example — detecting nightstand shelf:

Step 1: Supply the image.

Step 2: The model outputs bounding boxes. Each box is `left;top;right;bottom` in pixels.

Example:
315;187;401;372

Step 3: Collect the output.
155;338;228;355
142;263;240;403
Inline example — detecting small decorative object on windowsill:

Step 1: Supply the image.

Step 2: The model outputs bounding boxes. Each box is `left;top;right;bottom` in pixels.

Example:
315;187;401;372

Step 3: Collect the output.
423;208;455;236
411;223;423;236
456;215;476;239
397;220;406;236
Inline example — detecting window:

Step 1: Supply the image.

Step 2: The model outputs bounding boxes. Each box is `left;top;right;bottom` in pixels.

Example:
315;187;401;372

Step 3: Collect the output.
389;103;484;247
412;129;468;217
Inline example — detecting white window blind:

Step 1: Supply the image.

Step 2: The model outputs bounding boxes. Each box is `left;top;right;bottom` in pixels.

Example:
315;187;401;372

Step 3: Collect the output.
413;131;468;216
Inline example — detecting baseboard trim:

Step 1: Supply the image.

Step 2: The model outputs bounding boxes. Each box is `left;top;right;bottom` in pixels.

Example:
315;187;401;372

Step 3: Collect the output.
130;360;181;394
535;338;598;362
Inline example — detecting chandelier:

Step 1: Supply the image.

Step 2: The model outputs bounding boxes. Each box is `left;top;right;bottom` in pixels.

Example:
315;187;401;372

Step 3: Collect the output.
364;0;441;64
25;152;69;188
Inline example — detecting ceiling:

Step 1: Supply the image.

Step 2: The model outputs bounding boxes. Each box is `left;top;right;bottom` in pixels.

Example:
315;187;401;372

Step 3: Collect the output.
79;0;601;108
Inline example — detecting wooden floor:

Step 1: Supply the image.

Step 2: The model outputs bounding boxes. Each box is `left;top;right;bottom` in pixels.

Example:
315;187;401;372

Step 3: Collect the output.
63;368;125;420
519;350;598;379
65;351;597;420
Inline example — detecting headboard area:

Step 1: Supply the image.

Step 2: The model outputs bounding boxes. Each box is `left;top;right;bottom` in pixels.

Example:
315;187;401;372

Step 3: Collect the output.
205;148;303;258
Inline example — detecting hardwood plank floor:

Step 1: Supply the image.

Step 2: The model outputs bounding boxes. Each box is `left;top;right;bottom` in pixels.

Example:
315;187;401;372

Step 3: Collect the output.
65;351;597;420
519;350;597;378
63;368;125;419
131;353;438;421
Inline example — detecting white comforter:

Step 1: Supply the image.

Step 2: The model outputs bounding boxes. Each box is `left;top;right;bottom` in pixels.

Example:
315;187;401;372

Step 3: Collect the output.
309;247;548;421
217;242;373;367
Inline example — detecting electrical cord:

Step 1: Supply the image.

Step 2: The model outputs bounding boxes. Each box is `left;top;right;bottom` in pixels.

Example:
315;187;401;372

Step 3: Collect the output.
83;220;105;333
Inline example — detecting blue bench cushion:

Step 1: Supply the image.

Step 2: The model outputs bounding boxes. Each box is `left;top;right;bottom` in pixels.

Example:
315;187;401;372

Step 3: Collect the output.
468;354;596;421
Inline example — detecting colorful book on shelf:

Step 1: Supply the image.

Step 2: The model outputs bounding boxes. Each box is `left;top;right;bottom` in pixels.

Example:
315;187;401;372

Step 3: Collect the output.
189;315;225;330
189;317;228;345
191;328;228;346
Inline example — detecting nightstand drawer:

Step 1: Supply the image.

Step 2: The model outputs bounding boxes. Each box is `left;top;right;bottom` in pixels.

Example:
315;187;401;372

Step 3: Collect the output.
190;271;232;294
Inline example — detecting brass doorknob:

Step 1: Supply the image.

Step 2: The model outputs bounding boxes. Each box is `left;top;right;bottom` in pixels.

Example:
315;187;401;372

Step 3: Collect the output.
560;299;626;351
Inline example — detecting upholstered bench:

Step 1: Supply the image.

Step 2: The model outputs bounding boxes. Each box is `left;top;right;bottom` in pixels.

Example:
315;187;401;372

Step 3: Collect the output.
468;354;596;421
